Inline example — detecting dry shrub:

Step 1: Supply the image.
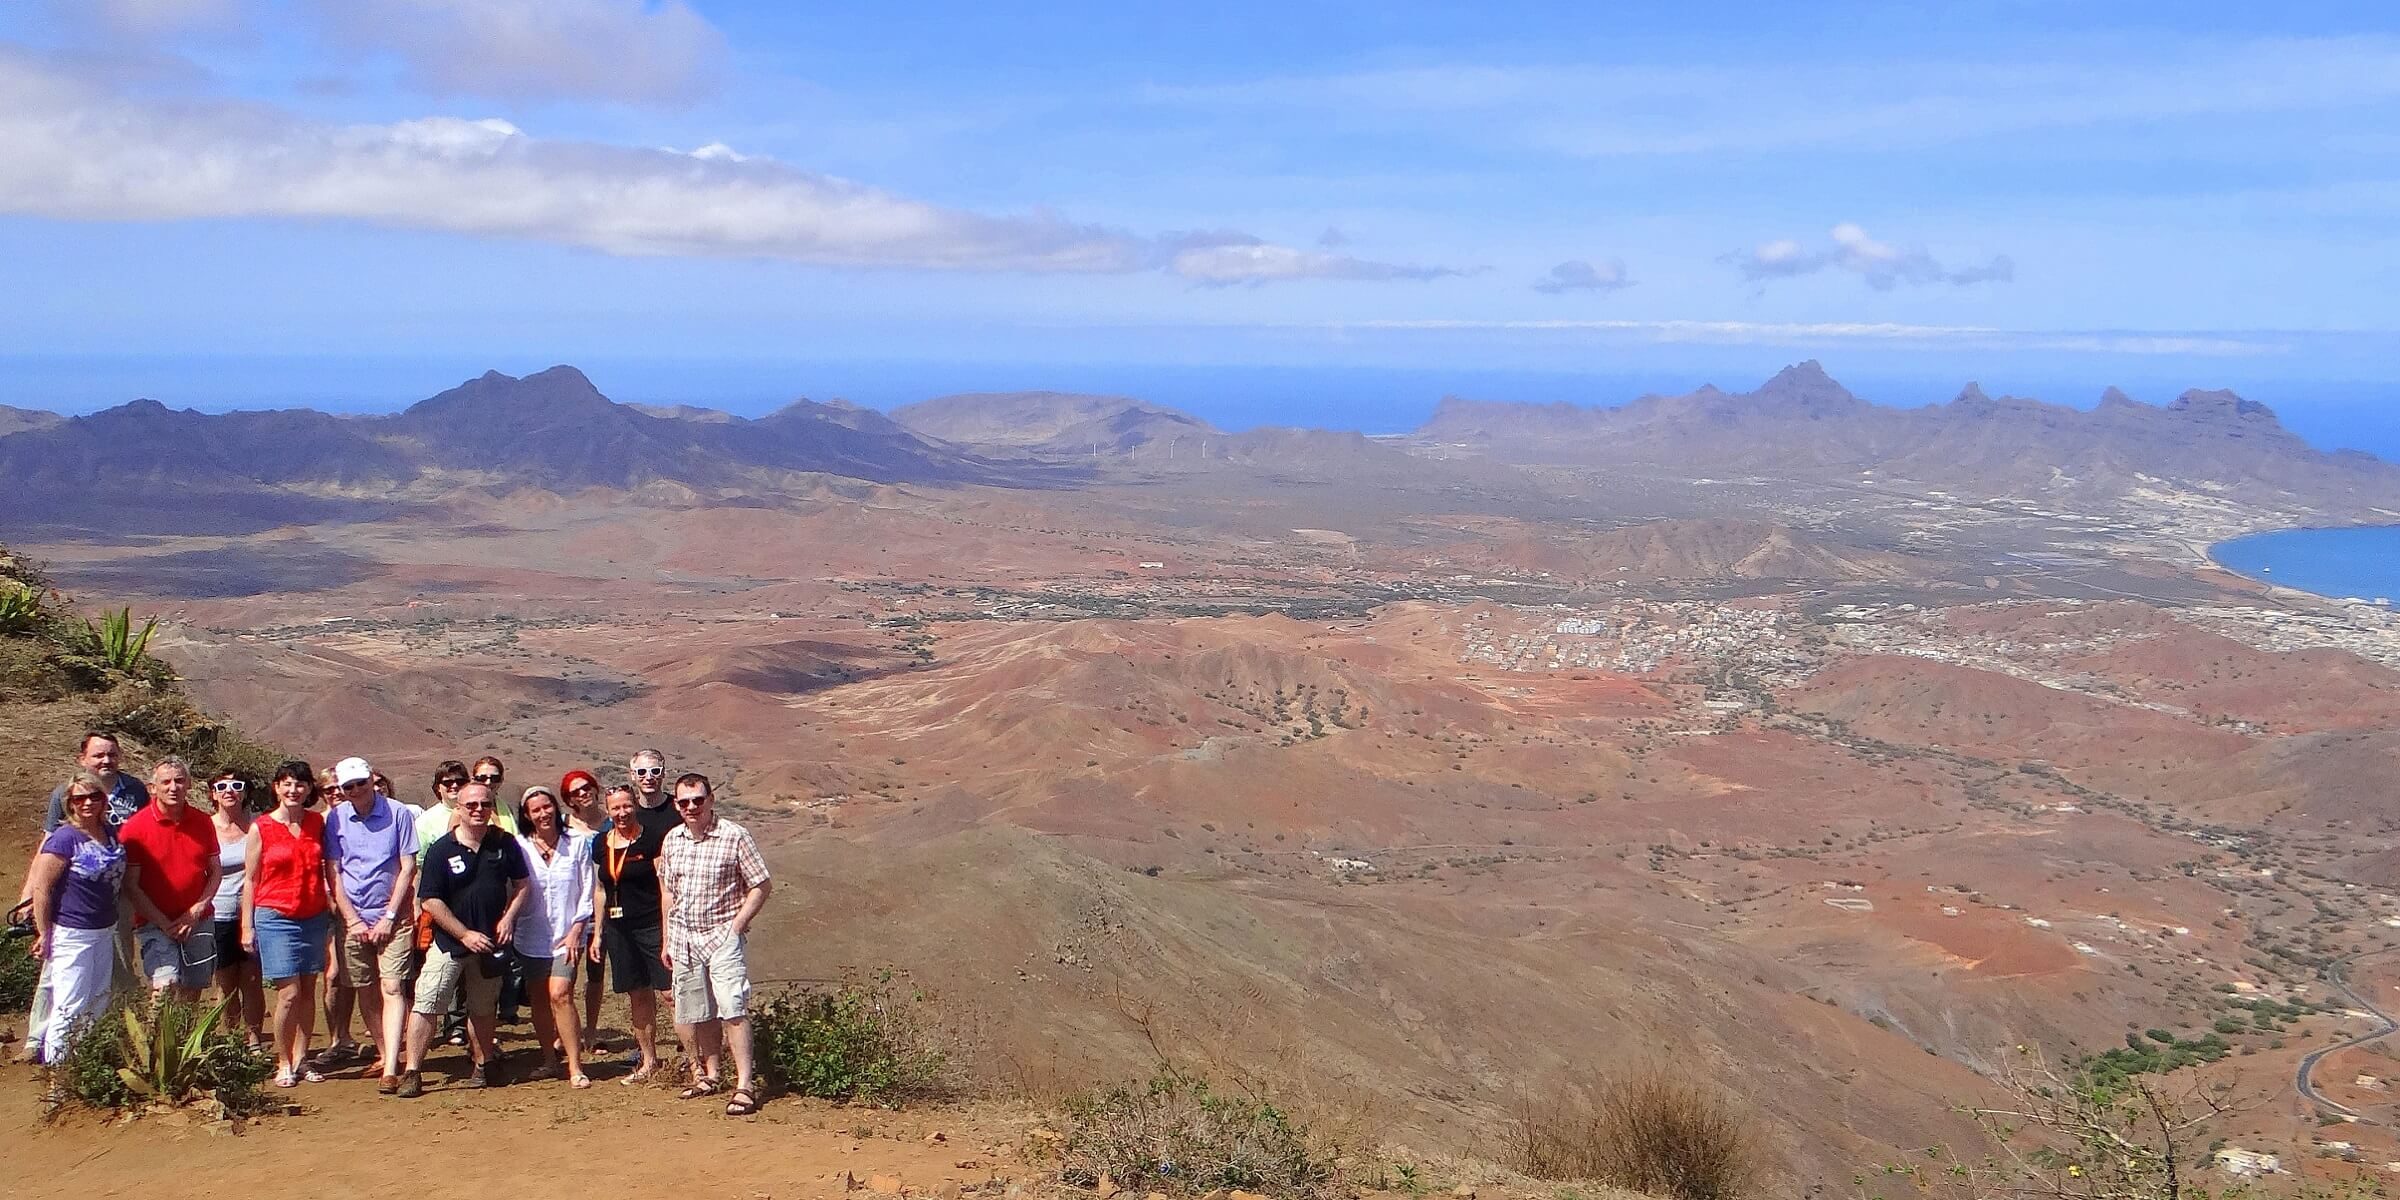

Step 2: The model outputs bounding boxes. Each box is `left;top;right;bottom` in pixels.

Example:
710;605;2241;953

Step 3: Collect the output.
1510;1068;1764;1200
1052;1068;1346;1200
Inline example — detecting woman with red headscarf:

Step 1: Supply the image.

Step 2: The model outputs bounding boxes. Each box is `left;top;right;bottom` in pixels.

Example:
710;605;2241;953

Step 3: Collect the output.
558;768;607;1048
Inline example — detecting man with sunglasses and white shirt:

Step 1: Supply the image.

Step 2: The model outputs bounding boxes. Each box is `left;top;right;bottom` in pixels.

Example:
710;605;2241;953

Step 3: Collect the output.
628;748;680;837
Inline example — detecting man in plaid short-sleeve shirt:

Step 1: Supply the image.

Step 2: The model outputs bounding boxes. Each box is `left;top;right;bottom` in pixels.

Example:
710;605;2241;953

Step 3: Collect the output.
657;773;772;1115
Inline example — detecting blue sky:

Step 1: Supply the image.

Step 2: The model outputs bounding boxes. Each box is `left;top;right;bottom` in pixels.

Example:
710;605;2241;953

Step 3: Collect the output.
1;1;2397;427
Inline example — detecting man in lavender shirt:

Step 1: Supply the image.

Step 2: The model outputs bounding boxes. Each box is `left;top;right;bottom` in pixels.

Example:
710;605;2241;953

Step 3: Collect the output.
323;756;419;1091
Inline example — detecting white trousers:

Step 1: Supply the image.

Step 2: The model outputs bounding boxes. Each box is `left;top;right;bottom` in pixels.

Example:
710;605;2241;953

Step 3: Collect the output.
35;924;118;1063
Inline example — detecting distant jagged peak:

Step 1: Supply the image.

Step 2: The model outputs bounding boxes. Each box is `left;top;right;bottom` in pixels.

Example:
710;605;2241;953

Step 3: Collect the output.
1952;382;1993;406
2097;385;2142;412
405;363;617;422
2168;387;2281;425
628;401;738;424
893;388;1216;449
1750;359;1861;411
760;396;914;436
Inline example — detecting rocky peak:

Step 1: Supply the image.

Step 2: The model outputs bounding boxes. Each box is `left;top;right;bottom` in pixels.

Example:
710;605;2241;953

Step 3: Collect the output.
401;365;619;433
1951;382;1993;408
2166;388;2281;427
1751;360;1860;414
2096;386;2143;413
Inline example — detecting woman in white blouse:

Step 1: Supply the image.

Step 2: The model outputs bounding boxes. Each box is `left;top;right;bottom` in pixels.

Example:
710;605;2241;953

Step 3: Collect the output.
512;785;596;1088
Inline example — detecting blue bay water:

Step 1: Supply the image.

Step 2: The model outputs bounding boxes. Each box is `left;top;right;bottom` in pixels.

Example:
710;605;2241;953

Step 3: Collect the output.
2209;526;2400;602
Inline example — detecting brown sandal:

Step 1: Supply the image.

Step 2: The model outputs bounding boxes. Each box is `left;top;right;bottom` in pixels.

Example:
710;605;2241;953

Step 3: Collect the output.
724;1088;759;1116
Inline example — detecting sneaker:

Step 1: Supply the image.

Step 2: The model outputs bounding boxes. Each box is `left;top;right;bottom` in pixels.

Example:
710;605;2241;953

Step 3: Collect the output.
395;1070;422;1098
465;1062;490;1089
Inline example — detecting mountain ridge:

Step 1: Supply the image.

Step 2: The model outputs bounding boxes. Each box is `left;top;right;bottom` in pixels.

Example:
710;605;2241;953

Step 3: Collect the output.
2;362;2390;522
1416;360;2399;507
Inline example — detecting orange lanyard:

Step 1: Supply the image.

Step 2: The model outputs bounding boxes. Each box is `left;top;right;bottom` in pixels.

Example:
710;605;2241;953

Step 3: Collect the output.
604;835;631;887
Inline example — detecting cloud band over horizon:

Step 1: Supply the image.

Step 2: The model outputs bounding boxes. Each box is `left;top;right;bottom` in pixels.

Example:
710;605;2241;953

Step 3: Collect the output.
0;50;1459;286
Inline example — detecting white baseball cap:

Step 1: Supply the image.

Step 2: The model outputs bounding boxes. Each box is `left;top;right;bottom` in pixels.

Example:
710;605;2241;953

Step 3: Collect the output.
333;756;374;787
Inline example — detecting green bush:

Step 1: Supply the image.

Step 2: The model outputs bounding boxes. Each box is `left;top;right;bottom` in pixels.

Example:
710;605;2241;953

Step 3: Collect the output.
0;581;41;635
85;607;161;673
0;936;37;1010
1053;1069;1344;1200
748;976;948;1106
50;992;272;1118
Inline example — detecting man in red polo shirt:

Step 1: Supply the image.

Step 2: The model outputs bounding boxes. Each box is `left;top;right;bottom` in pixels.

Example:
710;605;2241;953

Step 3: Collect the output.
119;757;223;1002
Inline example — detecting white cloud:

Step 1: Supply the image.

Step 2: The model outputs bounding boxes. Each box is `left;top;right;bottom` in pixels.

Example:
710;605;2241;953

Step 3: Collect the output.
1727;224;2013;290
1168;237;1467;286
306;0;726;104
1533;258;1632;294
0;52;1452;284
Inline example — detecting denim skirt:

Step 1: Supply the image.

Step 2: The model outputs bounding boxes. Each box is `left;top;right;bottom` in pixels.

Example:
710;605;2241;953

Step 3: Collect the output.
253;908;331;982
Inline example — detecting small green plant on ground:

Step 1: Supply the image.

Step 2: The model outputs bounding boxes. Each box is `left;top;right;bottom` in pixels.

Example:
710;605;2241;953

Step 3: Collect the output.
50;992;272;1118
748;974;949;1106
1509;1068;1764;1200
0;580;42;635
85;606;161;673
1051;1066;1345;1200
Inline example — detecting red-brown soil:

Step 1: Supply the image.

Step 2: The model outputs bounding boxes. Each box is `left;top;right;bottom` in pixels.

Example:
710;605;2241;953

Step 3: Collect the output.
13;473;2400;1187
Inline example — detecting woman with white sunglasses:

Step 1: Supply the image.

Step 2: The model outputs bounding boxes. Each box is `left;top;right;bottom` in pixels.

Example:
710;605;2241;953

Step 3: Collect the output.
208;770;266;1048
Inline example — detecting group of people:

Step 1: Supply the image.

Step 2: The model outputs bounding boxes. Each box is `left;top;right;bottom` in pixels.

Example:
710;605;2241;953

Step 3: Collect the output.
17;734;776;1116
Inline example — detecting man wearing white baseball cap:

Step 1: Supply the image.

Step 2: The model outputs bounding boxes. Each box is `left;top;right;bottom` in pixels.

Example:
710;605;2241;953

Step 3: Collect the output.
322;755;420;1092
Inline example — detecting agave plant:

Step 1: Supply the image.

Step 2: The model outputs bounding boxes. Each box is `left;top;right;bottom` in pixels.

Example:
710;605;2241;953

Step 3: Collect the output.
116;993;232;1104
0;582;39;635
87;606;160;672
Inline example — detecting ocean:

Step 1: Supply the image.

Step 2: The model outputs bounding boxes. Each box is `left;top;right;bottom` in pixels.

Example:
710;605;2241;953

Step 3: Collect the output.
2209;526;2400;603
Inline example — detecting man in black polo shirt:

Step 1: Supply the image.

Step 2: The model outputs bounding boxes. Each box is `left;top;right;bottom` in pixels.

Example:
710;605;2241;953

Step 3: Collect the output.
628;748;680;837
396;783;526;1097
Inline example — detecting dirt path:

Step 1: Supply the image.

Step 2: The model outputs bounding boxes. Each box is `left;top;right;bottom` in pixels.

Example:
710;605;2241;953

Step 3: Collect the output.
0;1050;1048;1200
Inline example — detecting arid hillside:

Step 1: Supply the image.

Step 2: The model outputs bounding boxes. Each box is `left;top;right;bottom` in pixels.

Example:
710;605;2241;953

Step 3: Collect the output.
9;362;2400;1187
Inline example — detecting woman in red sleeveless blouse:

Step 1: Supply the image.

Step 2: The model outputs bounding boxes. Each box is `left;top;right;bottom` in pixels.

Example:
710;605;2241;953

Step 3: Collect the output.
242;761;332;1087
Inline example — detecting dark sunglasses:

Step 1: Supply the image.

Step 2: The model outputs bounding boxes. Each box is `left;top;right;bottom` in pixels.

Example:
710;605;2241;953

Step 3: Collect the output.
673;795;708;808
338;779;372;791
436;777;467;789
567;784;597;796
66;791;105;804
471;772;503;784
459;800;495;811
211;780;247;793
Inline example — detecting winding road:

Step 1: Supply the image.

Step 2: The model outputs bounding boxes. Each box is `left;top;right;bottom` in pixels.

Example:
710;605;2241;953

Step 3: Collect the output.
2296;953;2396;1121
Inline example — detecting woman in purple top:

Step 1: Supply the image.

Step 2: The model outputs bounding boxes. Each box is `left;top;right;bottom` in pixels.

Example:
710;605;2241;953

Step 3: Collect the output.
27;770;134;1063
